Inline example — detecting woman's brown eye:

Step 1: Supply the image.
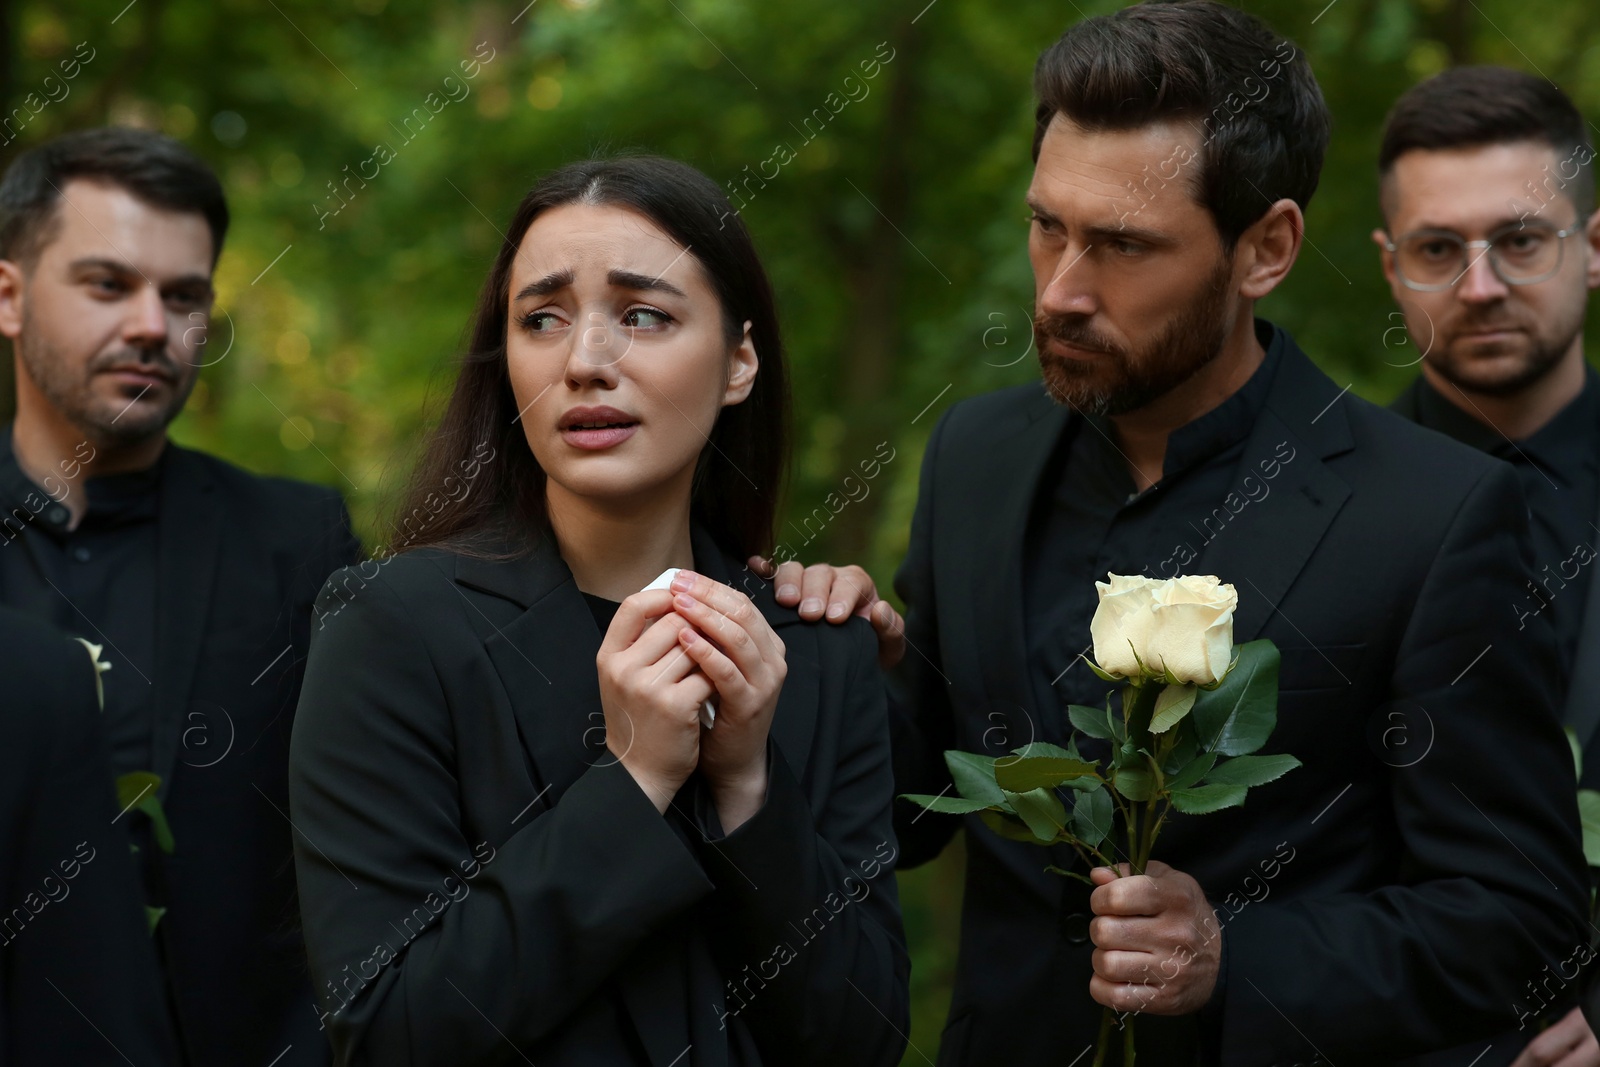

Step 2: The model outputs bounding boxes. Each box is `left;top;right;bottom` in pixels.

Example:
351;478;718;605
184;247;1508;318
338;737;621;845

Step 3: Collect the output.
623;308;670;328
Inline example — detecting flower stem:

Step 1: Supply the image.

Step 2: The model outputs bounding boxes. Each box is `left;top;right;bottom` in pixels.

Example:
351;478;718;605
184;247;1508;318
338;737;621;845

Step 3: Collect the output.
1092;1007;1113;1066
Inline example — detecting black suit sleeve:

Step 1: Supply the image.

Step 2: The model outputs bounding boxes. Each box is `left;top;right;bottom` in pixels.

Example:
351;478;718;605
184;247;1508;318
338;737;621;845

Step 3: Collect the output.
2;624;176;1066
289;573;717;1065
1216;463;1591;1061
887;408;962;868
691;621;910;1066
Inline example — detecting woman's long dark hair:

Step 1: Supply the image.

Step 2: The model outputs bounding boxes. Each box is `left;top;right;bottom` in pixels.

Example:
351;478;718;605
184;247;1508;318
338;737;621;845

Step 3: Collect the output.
392;155;790;561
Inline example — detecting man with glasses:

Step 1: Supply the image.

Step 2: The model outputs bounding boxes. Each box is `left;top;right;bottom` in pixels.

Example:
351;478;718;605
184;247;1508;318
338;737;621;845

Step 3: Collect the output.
1377;66;1600;1067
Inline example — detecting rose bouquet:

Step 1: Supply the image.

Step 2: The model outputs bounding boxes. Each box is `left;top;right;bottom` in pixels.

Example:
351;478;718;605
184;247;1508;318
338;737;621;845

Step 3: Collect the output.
903;574;1296;1065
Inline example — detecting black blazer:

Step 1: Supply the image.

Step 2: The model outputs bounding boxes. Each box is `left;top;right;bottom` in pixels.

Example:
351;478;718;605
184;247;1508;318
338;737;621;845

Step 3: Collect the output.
0;607;175;1066
120;444;357;1066
288;524;909;1066
1391;376;1600;771
891;329;1590;1067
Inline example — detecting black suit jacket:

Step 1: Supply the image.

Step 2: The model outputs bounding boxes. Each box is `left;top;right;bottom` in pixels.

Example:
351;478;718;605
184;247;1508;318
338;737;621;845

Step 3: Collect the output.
55;443;357;1067
1393;376;1600;1049
288;524;909;1066
891;334;1590;1066
0;607;176;1066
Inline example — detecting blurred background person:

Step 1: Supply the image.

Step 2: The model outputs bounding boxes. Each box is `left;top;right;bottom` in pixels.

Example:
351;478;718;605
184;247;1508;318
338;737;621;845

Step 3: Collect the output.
1375;65;1600;1067
0;128;358;1065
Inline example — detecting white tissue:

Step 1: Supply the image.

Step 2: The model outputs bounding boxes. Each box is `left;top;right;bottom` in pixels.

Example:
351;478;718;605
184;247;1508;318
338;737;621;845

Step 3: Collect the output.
643;568;717;727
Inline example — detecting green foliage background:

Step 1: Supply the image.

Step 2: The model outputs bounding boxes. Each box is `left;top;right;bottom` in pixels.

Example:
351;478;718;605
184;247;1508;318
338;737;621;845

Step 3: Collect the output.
3;0;1596;1059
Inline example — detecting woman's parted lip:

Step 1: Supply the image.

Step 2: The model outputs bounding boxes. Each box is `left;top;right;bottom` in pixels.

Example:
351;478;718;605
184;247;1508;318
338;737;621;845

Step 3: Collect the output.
557;404;639;430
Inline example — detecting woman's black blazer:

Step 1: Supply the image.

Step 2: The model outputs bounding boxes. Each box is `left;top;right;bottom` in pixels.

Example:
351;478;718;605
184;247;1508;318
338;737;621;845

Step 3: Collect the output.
288;523;910;1066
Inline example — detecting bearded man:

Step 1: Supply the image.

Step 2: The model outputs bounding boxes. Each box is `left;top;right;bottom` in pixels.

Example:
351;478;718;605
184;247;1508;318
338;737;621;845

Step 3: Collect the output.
760;3;1589;1063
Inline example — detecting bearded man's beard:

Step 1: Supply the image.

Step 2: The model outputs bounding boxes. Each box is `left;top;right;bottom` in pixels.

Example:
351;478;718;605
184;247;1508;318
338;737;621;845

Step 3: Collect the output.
1035;256;1234;417
18;311;191;446
1424;303;1582;399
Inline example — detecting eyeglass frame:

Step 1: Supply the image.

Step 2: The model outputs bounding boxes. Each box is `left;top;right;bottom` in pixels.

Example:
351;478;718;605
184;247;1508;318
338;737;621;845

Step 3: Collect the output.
1381;217;1584;292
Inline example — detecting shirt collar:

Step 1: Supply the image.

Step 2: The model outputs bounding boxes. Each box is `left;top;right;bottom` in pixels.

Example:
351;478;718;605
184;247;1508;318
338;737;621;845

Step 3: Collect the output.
1412;366;1600;487
1159;317;1284;480
0;424;164;535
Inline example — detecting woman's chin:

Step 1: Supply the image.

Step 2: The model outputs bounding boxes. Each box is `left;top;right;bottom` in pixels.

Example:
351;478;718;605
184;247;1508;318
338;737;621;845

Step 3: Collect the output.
545;465;683;508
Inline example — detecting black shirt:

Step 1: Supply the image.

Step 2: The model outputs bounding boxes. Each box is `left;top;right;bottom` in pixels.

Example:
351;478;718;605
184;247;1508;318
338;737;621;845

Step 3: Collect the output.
583;591;621;635
0;426;161;778
1023;319;1286;735
1403;370;1600;682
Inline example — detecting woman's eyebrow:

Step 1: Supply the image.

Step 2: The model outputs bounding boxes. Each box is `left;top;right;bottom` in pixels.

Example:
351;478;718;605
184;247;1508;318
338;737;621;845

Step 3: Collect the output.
514;268;575;301
608;268;686;298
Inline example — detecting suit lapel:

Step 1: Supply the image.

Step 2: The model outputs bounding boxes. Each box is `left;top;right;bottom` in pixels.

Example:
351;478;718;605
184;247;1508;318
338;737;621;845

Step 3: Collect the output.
1198;345;1354;641
456;535;604;816
972;387;1073;726
1562;489;1600;746
149;446;224;803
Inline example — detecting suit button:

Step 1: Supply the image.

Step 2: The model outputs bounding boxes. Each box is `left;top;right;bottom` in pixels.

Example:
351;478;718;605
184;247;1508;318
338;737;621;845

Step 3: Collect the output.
1063;911;1089;945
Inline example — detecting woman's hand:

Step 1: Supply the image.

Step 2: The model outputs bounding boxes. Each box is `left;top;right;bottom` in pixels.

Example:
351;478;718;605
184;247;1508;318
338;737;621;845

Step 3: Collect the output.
668;570;786;831
596;588;715;812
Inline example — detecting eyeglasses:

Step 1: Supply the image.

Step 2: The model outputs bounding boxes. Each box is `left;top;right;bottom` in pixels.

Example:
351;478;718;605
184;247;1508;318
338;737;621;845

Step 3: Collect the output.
1384;219;1583;291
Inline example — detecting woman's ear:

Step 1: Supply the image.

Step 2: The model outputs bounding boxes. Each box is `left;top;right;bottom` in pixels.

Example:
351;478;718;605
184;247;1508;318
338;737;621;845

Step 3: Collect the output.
722;319;759;407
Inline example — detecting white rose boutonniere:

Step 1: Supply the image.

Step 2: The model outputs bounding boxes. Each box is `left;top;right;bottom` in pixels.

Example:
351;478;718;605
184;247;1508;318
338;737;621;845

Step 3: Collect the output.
74;637;113;711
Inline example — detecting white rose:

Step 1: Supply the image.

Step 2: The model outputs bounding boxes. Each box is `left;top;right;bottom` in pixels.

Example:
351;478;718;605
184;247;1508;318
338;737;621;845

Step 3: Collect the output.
1090;574;1161;679
1090;574;1237;686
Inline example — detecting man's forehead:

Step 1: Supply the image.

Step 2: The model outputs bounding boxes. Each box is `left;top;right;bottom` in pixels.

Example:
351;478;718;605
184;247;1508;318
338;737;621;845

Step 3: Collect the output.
1033;116;1202;181
41;178;214;271
1385;141;1569;228
1028;114;1207;232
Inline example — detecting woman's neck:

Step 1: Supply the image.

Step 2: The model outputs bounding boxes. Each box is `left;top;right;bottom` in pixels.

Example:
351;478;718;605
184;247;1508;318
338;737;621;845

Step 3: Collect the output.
546;479;696;602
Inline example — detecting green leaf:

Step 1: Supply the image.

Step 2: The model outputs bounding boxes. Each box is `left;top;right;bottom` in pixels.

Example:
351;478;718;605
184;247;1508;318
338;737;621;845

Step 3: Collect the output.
899;793;995;815
1071;786;1114;849
1569;727;1584;781
1162;727;1199;774
1113;737;1144;770
979;809;1042;844
1080;654;1121;683
1068;704;1115;740
1004;787;1068;843
1011;741;1075;760
116;772;176;855
995;755;1100;793
116;771;161;812
1170;782;1248;814
1111;767;1152;802
1166;750;1218;791
943;750;1005;805
1189;640;1281;756
145;905;166;935
141;796;177;854
1579;790;1600;869
1150;684;1197;734
1203;753;1302;789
